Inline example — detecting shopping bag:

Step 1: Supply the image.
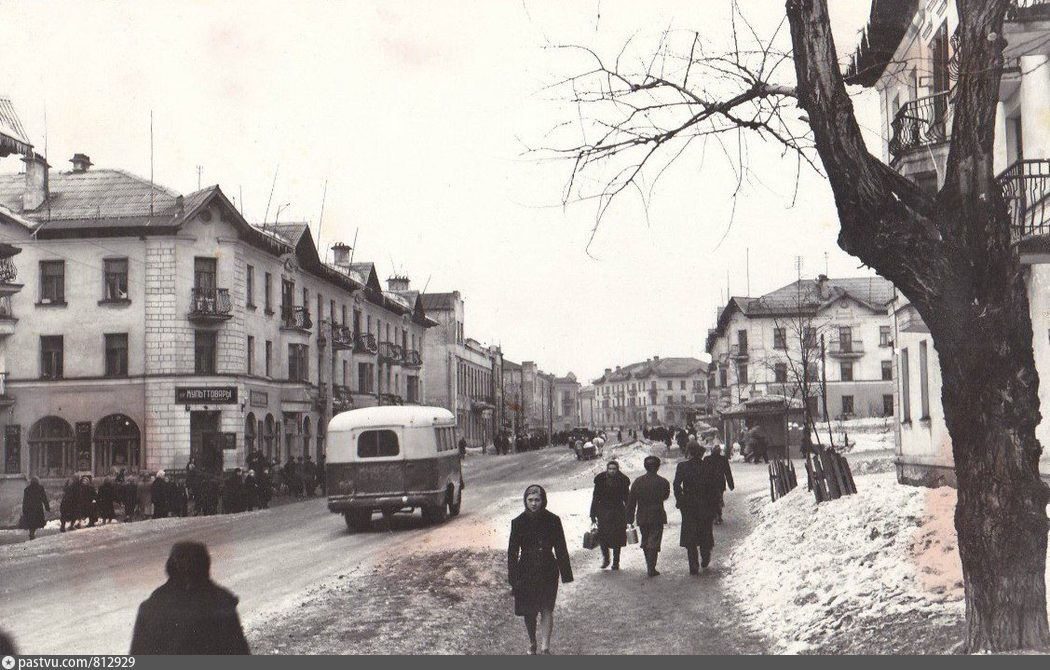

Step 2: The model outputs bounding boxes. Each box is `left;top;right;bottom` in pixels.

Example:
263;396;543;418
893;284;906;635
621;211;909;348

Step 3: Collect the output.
583;523;599;550
625;525;640;545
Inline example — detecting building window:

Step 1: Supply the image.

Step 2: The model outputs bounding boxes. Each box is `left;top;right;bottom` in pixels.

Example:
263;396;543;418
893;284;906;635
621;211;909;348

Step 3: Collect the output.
194;257;217;290
94;414;140;475
247;336;255;375
195;331;217;375
901;348;911;422
28;416;74;478
883;394;894;417
840;362;854;382
41;336;63;379
680;380;686;390
103;259;129;301
265;340;272;377
803;327;816;348
40;261;65;304
264;272;273;314
774;363;788;383
773;327;786;350
881;360;893;381
666;380;672;390
841;395;855;417
358;362;375;393
288;344;309;382
737;363;748;385
919;341;930;419
879;326;892;347
246;265;255;307
719;368;727;387
104;333;129;377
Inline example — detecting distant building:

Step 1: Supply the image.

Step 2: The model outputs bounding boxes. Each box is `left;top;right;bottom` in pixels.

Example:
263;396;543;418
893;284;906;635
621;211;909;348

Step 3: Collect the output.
591;357;708;430
578;384;596;428
552;373;581;430
420;291;503;448
706;275;895;421
502;359;554;436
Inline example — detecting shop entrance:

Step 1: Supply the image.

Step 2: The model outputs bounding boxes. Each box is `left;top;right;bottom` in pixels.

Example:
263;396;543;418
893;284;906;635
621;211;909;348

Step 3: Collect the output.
190;411;222;475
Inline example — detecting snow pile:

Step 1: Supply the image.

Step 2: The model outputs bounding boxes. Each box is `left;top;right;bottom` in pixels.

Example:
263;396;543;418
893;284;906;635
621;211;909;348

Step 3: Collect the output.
818;417;895;454
725;472;966;653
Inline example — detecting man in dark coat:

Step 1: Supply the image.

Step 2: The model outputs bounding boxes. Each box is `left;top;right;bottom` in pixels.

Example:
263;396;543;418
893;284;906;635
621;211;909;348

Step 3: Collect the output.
151;472;169;519
130;541;249;655
77;475;98;527
223;469;244;513
257;468;273;509
301;455;317;497
19;477;50;540
59;476;78;532
626;455;671;576
589;460;631;570
673;444;721;573
185;462;201;515
704;444;735;524
243;470;259;511
97;477;117;523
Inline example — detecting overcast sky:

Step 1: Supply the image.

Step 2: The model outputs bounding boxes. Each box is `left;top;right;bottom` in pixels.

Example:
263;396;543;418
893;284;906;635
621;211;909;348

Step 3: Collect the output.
0;0;881;383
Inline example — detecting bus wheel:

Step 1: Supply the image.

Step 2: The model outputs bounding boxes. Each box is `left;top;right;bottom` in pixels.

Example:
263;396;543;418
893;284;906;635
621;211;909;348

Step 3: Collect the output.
448;489;462;517
344;510;371;532
422;502;447;525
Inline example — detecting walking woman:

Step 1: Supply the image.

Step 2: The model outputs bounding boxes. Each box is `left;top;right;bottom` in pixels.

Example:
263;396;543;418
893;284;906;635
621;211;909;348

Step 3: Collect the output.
507;484;573;655
589;460;630;570
19;477;50;540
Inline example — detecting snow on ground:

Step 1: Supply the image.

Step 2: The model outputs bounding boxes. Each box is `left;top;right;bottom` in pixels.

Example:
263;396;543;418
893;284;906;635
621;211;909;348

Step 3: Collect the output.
725;472;987;653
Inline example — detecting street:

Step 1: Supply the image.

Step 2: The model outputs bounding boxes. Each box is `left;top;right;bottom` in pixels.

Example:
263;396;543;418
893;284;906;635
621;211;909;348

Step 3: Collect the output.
0;443;771;655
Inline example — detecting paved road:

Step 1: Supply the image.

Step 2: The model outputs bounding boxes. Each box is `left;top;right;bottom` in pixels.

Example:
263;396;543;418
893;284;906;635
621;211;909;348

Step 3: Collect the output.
0;448;578;655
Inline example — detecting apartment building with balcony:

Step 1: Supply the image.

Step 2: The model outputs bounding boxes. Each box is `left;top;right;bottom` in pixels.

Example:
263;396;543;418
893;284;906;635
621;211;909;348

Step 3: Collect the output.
502;360;555;437
706;276;896;421
0;150;435;487
849;0;1050;485
421;291;504;448
591;356;708;430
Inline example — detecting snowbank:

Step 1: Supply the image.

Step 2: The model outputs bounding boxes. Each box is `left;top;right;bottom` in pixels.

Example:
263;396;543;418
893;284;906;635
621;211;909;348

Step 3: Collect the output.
725;473;980;653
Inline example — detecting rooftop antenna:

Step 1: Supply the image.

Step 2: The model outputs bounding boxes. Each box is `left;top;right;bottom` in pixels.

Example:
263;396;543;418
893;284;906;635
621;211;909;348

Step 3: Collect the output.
824;251;829;276
197;165;203;190
238;185;244;217
348;227;359;267
262;165;279;224
746;248;751;296
315;180;328;248
149;110;154;220
420;274;432;295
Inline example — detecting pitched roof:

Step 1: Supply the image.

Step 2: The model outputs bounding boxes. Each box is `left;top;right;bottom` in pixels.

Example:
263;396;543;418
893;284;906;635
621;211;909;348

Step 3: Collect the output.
593;357;707;384
845;0;920;87
0;168;181;226
0;97;32;157
420;292;459;311
747;276;894;315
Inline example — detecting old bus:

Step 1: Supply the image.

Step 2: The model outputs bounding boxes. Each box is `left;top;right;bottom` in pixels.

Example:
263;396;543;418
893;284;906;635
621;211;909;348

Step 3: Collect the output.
326;405;463;531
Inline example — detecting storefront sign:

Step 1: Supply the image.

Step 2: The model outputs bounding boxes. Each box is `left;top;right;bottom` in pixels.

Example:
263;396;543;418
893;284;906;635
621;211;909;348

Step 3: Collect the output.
250;390;269;408
4;425;20;475
175;387;238;405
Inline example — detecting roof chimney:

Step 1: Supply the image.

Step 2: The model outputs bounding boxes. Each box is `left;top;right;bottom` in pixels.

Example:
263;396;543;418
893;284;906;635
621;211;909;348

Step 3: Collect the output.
331;242;351;269
70;153;92;172
604;368;612;375
387;274;410;292
22;152;49;211
653;355;660;361
816;274;830;299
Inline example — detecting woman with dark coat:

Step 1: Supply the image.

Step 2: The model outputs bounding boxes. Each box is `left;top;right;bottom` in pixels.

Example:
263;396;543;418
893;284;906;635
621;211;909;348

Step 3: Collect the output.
243;471;260;511
76;475;98;528
589;460;631;570
59;476;78;532
19;477;50;540
130;541;249;655
508;484;573;655
96;477;117;523
151;471;169;519
673;444;721;573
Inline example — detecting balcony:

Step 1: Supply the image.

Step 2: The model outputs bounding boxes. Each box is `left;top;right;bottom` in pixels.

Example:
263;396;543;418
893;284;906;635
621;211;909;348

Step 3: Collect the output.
332;384;354;413
280;305;312;333
888;92;952;161
402;349;423;368
1008;0;1050;21
378;341;404;364
999;159;1050;243
330;323;354;351
828;339;864;358
354;332;378;355
188;288;232;323
729;344;749;360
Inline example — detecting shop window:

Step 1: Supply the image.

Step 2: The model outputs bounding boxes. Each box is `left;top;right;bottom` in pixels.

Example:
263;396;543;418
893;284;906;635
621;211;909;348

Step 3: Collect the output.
94;414;140;475
841;395;855;417
29;416;74;478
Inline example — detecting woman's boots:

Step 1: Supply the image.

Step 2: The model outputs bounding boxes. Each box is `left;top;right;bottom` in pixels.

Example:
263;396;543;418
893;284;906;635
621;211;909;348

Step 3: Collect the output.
611;547;620;570
600;545;611;569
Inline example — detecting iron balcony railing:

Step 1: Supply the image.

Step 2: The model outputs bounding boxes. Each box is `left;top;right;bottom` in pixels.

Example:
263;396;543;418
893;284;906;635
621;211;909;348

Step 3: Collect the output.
402;349;423;368
189;288;232;319
354;332;378;354
1008;0;1050;20
829;339;865;356
889;92;952;160
378;341;404;364
999;159;1050;242
332;384;354;412
330;323;353;350
281;305;312;331
0;257;17;284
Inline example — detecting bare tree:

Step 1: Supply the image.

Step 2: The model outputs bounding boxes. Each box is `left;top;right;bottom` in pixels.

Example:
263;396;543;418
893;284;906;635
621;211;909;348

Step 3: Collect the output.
549;0;1049;652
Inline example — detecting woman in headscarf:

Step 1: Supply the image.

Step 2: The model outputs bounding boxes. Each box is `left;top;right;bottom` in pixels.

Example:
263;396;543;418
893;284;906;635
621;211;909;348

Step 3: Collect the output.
59;476;78;532
507;484;573;655
589;460;631;570
19;477;50;540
